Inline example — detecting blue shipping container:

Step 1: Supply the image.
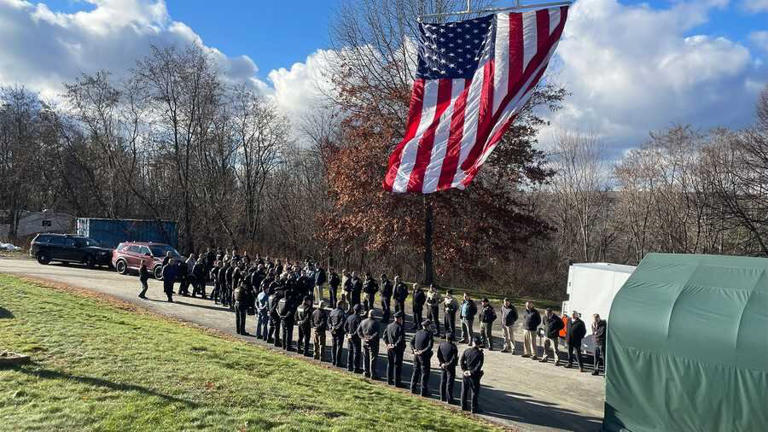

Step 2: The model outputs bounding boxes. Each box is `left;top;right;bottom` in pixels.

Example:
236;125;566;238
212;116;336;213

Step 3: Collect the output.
76;218;178;249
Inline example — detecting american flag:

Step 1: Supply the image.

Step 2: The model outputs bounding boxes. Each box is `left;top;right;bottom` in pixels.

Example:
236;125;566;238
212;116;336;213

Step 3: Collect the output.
383;7;568;193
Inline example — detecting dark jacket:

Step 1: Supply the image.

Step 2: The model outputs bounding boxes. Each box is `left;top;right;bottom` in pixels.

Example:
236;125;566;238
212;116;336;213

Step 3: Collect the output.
329;272;341;288
315;268;327;286
567;318;587;345
362;278;379;296
312;308;329;332
329;308;346;335
161;263;176;281
523;307;542;331
382;321;405;350
380;279;393;299
410;329;433;355
295;303;313;329
139;265;150;282
412;289;426;312
357;318;380;345
437;341;458;368
460;346;484;378
592;319;607;346
344;313;362;339
479;305;497;324
544;313;565;339
349;277;363;303
500;304;518;327
393;282;409;302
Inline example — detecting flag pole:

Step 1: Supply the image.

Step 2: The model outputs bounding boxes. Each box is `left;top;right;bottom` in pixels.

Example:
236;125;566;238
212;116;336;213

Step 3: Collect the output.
418;0;572;22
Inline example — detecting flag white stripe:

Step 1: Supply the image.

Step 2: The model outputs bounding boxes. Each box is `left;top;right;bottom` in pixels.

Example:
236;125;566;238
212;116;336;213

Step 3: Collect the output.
522;11;538;72
391;80;439;193
450;61;488;188
549;8;561;36
421;79;465;194
492;14;510;115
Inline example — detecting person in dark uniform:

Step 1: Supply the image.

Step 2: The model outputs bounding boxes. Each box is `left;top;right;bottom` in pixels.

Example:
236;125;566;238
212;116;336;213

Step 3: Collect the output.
348;272;363;309
192;259;206;298
268;290;283;346
437;333;459;404
329;302;346;367
412;284;426;331
344;304;363;373
138;262;150;299
224;262;236;308
361;273;378;313
314;265;327;303
443;290;459;340
357;309;381;379
328;269;341;308
392;276;408;315
233;281;251;335
296;296;313;356
565;311;587;372
216;261;228;304
478;298;497;351
312;300;329;361
426;284;442;336
279;285;296;351
383;311;406;387
460;336;485;413
177;259;189;296
162;259;176;302
380;273;393;324
410;319;434;396
210;261;221;302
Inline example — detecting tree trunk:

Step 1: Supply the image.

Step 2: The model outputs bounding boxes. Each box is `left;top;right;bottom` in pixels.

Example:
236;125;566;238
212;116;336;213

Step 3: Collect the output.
423;196;434;285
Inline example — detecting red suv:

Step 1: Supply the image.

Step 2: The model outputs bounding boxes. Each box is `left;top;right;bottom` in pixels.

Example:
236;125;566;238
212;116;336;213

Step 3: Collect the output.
112;242;183;279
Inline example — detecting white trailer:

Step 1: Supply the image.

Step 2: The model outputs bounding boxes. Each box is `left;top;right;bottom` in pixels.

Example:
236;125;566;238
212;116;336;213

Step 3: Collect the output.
561;262;636;353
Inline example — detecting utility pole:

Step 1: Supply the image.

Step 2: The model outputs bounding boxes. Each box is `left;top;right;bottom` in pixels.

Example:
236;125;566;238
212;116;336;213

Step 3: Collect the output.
423;195;434;285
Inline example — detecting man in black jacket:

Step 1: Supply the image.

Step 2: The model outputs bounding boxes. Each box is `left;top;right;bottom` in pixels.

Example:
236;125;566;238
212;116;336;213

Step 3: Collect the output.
565;311;587;372
410;319;434;396
312;301;329;361
345;304;363;373
437;333;459;404
592;313;607;376
500;298;517;353
383;311;406;386
541;307;565;365
314;266;327;303
478;298;497;350
522;302;542;359
392;276;408;315
295;296;313;356
348;272;363;308
268;290;283;346
279;289;296;351
412;284;426;331
460;336;485;413
328;270;341;308
192;259;206;298
233;282;252;335
162;260;176;302
357;309;381;379
329;302;346;366
380;274;393;324
361;273;379;313
138;262;150;299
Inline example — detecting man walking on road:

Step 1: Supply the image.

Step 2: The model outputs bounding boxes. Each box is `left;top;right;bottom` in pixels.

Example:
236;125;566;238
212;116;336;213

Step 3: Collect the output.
522;302;541;359
138;262;150;299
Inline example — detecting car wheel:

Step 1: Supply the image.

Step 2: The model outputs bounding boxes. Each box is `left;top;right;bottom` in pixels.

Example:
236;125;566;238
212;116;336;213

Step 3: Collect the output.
37;253;51;265
115;260;128;275
86;255;96;268
153;265;163;280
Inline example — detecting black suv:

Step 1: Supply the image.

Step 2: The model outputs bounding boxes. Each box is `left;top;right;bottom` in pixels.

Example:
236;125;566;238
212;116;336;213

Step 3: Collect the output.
30;233;113;268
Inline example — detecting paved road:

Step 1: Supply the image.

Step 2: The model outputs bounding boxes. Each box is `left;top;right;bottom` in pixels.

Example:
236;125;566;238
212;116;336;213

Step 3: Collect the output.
0;257;604;431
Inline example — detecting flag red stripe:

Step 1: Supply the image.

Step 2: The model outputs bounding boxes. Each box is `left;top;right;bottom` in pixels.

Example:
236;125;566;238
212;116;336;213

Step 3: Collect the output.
536;9;550;55
383;79;425;191
460;62;495;172
437;78;471;191
407;79;453;192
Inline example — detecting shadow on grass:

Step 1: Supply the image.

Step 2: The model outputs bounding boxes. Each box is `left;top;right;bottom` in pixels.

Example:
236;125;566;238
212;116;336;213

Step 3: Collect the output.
11;366;200;408
0;307;14;319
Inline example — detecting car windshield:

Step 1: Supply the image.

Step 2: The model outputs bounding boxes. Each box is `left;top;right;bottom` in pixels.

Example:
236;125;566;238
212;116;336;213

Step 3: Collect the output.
149;245;180;258
82;238;101;247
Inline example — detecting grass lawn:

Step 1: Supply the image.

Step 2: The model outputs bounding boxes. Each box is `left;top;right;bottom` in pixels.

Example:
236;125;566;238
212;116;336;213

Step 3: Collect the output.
0;274;497;431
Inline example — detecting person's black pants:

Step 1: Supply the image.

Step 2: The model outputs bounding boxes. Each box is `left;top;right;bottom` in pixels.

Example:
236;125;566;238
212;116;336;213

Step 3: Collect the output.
410;353;431;396
235;303;247;334
329;286;338;308
163;280;174;301
282;318;294;350
444;313;456;339
381;298;391;323
567;342;584;369
429;305;441;334
363;294;375;312
440;366;456;403
395;300;405;314
331;332;345;366
413;309;423;330
386;348;404;385
461;375;481;413
139;280;148;298
362;342;379;378
347;336;361;372
297;324;311;355
269;315;281;346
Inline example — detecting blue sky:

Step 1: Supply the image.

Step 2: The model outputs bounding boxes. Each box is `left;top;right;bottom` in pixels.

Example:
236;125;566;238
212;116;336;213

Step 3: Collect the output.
3;0;767;150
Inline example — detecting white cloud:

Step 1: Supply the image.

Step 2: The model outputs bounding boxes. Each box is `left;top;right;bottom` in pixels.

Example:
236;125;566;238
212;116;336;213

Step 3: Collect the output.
540;0;765;153
743;0;768;12
752;31;768;52
0;0;267;101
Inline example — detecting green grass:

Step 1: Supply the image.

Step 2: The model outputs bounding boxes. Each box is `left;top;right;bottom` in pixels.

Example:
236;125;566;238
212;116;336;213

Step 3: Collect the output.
0;274;496;431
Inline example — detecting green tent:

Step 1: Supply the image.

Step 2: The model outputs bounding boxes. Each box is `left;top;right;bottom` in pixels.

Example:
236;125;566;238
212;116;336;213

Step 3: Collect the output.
604;253;768;432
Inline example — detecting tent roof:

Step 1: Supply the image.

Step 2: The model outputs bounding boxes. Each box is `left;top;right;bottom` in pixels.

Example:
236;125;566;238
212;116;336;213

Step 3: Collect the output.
571;262;636;274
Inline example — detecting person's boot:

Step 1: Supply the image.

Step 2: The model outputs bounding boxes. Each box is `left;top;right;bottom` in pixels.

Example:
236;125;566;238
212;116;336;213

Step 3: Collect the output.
592;370;599;376
539;357;549;363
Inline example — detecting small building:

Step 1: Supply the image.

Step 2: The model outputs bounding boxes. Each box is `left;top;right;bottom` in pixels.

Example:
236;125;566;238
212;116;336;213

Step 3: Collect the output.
604;253;768;431
0;210;75;239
